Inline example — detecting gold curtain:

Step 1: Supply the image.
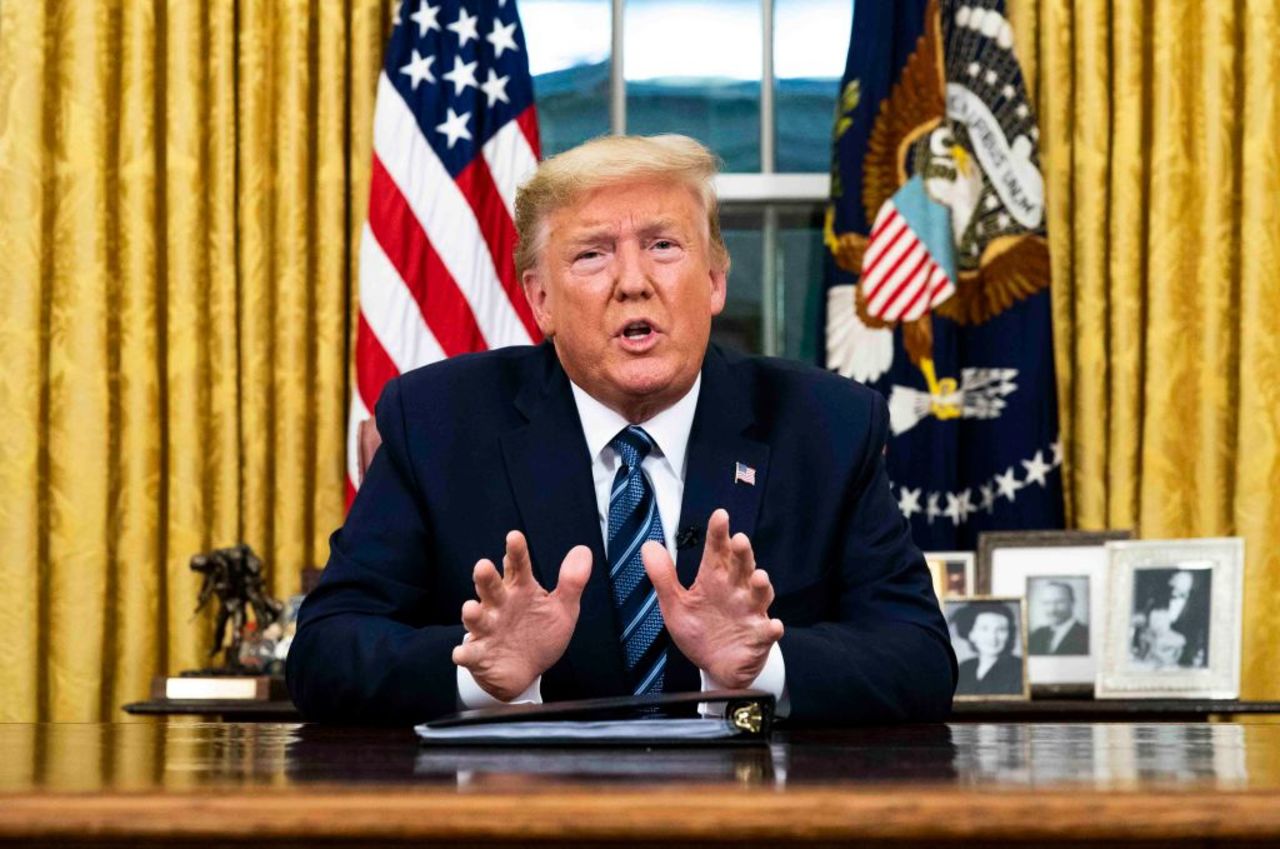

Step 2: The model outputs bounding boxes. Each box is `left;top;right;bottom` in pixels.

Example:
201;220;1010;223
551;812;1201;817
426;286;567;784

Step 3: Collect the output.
1009;0;1280;698
0;0;391;722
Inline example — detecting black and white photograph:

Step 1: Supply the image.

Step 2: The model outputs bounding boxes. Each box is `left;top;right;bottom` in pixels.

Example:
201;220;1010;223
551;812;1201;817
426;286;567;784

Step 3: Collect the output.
1027;576;1090;657
984;533;1116;692
1128;566;1212;670
944;598;1029;701
1099;539;1245;700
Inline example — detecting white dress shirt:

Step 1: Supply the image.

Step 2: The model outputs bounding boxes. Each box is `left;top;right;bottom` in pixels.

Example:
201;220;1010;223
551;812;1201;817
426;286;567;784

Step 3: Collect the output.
1047;618;1077;653
458;375;788;713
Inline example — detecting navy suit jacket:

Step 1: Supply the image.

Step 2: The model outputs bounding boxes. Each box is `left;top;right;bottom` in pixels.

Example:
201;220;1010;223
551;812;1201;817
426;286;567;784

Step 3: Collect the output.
287;343;957;724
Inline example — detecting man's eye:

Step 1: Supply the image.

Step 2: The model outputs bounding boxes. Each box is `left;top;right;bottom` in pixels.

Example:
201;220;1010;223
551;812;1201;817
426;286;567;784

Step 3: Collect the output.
651;239;677;251
575;250;602;261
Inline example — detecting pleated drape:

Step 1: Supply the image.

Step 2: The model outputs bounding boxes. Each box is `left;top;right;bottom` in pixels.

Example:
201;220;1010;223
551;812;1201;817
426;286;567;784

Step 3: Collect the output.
0;0;390;722
1009;0;1280;698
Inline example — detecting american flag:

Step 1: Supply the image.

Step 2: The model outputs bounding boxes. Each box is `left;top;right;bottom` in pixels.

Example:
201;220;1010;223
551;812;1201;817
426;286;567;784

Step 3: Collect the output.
734;462;756;486
348;0;543;504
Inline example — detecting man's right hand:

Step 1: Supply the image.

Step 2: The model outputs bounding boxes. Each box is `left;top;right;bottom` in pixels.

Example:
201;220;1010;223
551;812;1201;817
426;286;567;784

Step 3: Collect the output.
451;531;592;702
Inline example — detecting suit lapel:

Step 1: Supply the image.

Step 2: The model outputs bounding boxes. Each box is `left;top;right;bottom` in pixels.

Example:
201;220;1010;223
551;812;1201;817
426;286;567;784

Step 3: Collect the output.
501;344;630;697
667;347;770;692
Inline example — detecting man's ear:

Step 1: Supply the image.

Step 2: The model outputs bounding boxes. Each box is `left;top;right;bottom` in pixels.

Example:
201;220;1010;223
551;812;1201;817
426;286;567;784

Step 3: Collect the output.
522;268;555;337
708;264;728;317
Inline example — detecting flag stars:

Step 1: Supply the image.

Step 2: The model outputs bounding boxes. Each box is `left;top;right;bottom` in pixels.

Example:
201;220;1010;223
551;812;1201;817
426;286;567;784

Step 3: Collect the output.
443;55;479;95
944;489;974;526
985;69;998;85
436;107;472;148
979;483;996;514
898;487;923;520
995;466;1024;502
399;49;436;90
1050;439;1064;467
486;19;520;58
410;1;441;37
925;492;943;525
480;68;510;106
1022;451;1051;487
447;7;480;47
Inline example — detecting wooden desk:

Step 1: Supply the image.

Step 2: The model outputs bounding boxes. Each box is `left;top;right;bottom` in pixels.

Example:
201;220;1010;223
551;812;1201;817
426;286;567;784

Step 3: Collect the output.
3;721;1280;846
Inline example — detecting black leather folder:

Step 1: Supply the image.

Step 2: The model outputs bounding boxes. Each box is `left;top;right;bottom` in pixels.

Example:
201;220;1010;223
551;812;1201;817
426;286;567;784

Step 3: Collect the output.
415;689;775;746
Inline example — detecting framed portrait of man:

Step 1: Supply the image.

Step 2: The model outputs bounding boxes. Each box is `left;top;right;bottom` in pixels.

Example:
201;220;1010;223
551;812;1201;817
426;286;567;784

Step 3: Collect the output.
943;597;1030;702
1097;538;1244;699
979;529;1130;694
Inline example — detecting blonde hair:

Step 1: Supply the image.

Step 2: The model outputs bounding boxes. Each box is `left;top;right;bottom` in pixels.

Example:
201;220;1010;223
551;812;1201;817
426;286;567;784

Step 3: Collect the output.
513;134;730;277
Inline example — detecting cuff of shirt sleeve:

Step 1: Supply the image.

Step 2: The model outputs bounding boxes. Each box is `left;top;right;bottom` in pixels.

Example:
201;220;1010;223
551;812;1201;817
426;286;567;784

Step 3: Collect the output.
455;664;543;709
698;641;790;718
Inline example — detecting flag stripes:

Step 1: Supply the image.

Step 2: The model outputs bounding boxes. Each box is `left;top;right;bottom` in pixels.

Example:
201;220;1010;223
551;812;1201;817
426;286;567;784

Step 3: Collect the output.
348;0;542;506
859;205;956;323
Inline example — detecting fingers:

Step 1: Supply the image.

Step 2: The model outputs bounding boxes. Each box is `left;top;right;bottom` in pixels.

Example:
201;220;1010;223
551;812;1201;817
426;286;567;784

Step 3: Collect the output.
730;532;756;581
554;545;592;604
460;599;484;631
766;618;785;642
704;509;732;563
749;568;775;609
503;530;532;585
642;541;683;607
473;559;505;604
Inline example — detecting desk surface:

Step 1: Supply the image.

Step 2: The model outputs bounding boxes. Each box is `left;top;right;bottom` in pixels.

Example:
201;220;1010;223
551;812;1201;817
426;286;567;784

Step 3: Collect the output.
3;721;1280;846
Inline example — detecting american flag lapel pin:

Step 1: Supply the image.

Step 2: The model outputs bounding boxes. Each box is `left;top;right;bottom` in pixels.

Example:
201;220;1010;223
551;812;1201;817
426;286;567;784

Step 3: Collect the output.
734;462;756;486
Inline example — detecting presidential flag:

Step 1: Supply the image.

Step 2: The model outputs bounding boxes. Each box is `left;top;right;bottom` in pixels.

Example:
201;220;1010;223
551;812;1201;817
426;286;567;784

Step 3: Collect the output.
822;0;1063;549
348;0;543;504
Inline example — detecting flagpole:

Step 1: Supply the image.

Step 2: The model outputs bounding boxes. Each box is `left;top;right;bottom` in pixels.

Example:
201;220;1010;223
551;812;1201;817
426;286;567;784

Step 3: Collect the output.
610;0;626;134
760;0;779;355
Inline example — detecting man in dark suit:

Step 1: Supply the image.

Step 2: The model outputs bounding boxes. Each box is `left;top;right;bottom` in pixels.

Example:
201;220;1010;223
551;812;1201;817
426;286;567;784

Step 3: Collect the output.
286;134;957;725
1028;581;1089;656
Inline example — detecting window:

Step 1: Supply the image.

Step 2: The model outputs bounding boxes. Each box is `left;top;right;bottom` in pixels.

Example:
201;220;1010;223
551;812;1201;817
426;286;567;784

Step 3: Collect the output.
523;0;853;362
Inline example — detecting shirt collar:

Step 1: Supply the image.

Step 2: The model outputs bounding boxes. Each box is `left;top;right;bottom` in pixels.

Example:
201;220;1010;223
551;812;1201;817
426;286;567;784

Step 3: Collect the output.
1051;619;1075;637
569;374;702;477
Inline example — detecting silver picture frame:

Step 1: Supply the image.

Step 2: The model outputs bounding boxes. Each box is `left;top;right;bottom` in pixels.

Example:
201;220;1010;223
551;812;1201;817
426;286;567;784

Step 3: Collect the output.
1096;538;1244;700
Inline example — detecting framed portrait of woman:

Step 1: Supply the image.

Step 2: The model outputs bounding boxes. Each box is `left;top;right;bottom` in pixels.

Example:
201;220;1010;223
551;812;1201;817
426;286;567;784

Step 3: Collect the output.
1097;538;1244;699
943;596;1030;701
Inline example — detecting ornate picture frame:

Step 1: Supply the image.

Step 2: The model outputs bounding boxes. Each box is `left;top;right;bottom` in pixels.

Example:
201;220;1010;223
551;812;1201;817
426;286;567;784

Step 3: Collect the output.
1097;538;1244;700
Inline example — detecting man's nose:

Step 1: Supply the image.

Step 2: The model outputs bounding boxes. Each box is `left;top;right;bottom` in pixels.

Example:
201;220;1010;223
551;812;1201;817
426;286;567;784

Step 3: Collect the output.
614;242;653;298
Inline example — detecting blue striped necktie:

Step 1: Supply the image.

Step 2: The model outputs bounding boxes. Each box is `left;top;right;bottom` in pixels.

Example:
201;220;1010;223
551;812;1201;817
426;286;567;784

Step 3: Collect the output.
607;426;669;695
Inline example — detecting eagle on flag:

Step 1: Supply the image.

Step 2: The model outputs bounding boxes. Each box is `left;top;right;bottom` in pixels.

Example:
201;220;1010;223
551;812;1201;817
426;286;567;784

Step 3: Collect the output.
825;0;1050;428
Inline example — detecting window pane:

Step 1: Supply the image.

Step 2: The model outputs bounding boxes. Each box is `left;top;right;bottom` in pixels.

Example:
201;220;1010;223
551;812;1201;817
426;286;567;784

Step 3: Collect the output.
523;0;611;157
625;0;762;172
776;205;826;364
774;0;851;172
715;209;765;354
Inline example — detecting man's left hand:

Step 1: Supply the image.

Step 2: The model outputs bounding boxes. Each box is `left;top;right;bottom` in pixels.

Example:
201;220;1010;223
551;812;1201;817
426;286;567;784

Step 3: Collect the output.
641;509;783;689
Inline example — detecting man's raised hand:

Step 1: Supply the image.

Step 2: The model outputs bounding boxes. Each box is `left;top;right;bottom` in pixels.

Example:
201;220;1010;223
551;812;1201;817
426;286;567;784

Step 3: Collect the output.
641;509;783;689
451;531;591;701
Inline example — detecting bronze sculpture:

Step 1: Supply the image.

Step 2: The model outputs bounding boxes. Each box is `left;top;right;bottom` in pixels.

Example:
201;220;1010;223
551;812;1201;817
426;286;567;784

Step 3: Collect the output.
191;544;284;671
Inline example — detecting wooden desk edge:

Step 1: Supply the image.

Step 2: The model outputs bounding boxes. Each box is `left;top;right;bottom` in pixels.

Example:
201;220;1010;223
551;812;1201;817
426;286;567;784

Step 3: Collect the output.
3;787;1280;843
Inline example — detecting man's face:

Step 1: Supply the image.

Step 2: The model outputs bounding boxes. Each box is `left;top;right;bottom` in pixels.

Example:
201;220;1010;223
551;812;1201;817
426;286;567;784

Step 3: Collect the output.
522;179;727;420
1038;584;1074;626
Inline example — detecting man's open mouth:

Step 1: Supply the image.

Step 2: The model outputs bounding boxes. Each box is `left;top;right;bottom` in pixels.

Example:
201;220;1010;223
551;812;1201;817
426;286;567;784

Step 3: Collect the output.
622;321;653;338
